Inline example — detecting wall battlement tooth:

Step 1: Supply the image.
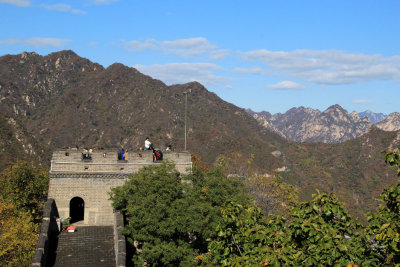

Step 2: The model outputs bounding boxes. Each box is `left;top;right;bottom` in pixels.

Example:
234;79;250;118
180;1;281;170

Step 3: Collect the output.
50;149;192;175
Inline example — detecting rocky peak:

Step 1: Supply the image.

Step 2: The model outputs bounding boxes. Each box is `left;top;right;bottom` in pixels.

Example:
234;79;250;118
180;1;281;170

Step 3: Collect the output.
376;112;400;131
248;104;374;143
20;51;39;60
350;111;360;121
323;104;347;117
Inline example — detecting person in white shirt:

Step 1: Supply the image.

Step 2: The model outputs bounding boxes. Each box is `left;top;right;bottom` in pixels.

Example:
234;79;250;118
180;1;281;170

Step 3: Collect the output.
145;137;152;150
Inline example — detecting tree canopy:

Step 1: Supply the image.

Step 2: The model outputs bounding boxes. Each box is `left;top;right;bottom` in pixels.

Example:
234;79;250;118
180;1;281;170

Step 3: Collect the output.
110;162;249;266
0;161;49;266
111;152;400;266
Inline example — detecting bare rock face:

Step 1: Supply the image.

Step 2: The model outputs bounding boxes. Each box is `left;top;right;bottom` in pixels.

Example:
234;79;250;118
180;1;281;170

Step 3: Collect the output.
359;110;387;124
376;112;400;132
249;105;372;144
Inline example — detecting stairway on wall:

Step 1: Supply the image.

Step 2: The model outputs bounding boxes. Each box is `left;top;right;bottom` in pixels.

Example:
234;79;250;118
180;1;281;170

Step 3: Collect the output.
51;226;116;267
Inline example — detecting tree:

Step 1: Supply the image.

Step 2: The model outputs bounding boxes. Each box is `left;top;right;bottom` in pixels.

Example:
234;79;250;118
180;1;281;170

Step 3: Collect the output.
0;161;49;221
0;161;48;266
245;175;298;215
286;192;376;266
366;151;400;265
204;192;379;266
110;162;249;266
384;150;400;176
0;201;38;266
200;202;288;266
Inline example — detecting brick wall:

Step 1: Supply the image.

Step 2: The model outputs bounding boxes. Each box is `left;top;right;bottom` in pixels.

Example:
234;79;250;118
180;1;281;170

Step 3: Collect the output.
48;149;192;226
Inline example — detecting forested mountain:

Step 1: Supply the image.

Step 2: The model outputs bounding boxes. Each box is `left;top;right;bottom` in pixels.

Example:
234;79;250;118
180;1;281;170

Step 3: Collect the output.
1;50;399;217
0;50;285;172
0;115;47;170
281;126;400;218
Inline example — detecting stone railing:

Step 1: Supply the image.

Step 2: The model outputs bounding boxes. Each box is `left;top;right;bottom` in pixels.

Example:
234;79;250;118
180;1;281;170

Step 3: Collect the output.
32;198;59;267
114;210;126;267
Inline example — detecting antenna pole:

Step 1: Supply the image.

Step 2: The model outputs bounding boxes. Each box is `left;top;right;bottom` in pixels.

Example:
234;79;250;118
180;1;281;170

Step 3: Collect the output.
184;92;187;152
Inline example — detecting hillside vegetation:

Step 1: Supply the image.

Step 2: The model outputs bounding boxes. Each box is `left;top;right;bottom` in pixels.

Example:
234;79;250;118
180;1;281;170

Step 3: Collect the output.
0;50;399;218
111;155;400;266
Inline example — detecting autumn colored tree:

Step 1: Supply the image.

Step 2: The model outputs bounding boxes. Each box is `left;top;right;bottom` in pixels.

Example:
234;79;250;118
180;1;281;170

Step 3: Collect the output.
0;161;49;222
0;161;49;265
0;201;38;266
245;175;298;215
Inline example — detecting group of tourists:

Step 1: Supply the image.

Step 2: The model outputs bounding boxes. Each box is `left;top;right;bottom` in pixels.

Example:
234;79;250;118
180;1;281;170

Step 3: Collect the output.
118;149;128;160
144;137;164;162
80;137;172;162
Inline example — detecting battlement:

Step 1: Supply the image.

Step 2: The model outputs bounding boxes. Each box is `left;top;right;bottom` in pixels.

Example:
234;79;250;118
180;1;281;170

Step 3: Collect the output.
50;149;192;175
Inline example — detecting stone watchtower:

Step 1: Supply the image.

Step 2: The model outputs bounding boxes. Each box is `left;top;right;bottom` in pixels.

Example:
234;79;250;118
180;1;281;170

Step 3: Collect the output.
47;149;192;226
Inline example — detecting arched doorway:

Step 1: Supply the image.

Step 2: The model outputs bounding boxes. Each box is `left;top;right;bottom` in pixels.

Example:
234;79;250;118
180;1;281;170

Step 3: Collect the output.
70;197;84;223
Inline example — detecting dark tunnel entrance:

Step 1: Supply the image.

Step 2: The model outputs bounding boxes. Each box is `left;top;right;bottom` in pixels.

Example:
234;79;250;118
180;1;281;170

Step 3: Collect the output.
69;197;84;223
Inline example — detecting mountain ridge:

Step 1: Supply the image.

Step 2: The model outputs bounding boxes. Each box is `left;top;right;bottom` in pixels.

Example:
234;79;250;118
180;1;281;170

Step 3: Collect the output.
1;50;399;219
248;106;399;144
0;50;285;172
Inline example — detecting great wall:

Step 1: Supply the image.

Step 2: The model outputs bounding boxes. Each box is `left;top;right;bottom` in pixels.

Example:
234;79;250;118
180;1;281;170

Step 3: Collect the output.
32;148;192;267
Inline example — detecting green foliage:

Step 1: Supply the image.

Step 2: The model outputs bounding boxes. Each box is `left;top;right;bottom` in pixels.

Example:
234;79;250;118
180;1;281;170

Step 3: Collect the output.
110;152;400;266
201;202;288;266
384;150;400;176
0;161;49;222
204;192;378;266
110;162;249;266
367;151;400;265
287;192;374;266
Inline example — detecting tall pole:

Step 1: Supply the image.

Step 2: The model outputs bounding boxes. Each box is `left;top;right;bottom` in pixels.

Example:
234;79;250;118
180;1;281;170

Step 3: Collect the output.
184;92;187;151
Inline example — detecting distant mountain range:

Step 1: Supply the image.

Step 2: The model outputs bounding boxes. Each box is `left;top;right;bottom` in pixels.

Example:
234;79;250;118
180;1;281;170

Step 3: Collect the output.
359;110;387;124
1;50;399;219
247;106;400;144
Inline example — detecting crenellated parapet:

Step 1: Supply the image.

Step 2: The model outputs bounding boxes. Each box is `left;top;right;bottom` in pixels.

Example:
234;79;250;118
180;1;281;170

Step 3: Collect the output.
50;149;192;175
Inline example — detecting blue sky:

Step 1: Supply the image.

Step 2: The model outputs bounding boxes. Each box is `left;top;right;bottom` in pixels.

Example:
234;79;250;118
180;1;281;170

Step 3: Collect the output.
1;0;399;114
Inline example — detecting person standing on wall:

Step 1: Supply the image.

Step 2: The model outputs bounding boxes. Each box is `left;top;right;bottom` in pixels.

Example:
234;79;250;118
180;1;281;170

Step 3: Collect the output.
145;137;153;150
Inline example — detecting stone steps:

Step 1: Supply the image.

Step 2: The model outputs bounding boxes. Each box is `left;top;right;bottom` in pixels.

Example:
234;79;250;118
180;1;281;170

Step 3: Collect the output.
52;226;116;267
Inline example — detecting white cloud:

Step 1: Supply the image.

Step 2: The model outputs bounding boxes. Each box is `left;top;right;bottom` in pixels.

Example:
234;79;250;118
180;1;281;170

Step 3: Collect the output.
92;0;119;4
124;37;230;60
88;41;99;47
162;37;215;49
125;39;157;51
210;49;230;60
352;99;375;104
223;85;233;90
0;37;71;48
240;49;400;85
0;0;30;6
266;81;306;90
133;62;232;86
233;66;274;76
41;3;86;14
